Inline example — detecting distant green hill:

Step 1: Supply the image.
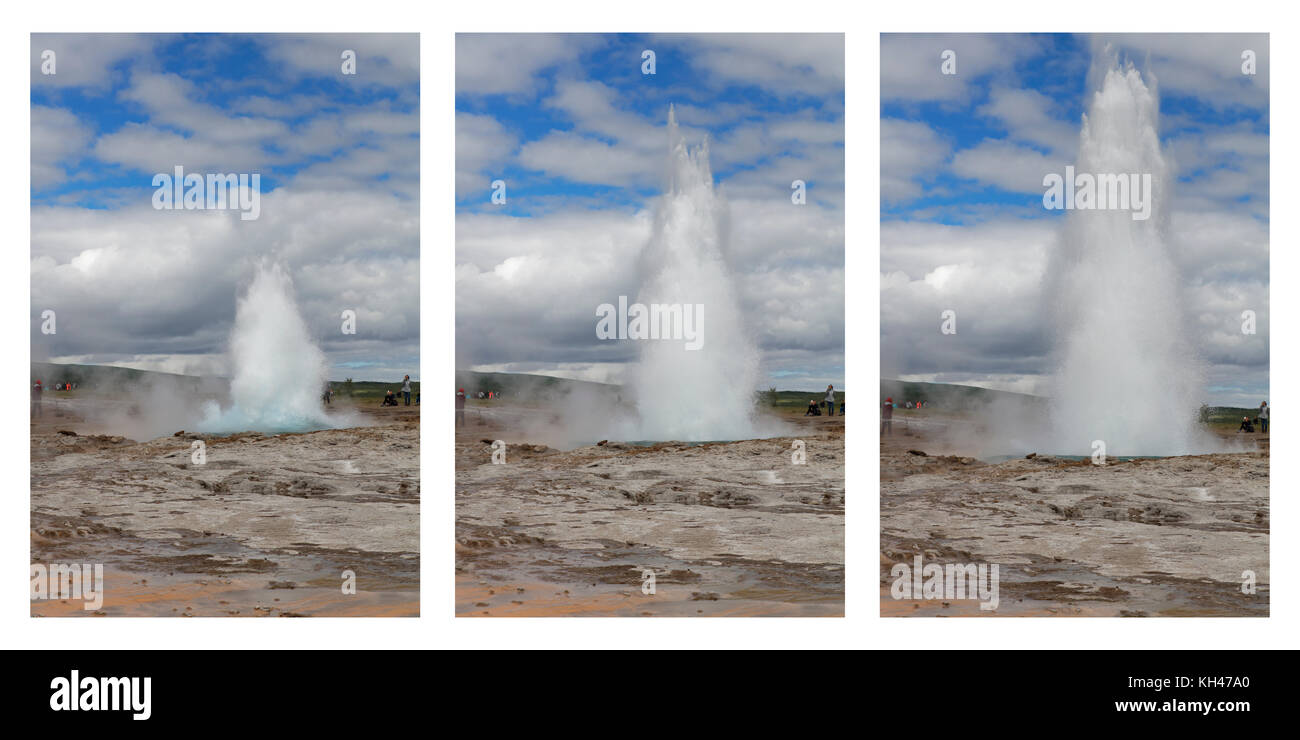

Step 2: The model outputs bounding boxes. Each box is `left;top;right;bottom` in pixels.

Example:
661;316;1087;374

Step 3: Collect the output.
455;370;842;410
1200;403;1267;431
456;370;613;395
332;379;419;403
455;370;619;403
32;362;212;391
31;362;417;403
879;379;1263;430
758;389;843;413
879;378;1044;412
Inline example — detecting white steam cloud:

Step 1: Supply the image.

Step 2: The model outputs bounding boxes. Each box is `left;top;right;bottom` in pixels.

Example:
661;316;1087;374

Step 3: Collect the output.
627;106;769;441
1047;52;1212;456
199;262;356;434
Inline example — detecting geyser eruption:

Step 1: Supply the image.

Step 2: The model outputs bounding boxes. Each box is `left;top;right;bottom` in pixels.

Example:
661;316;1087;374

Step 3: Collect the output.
628;107;761;441
1049;57;1205;456
199;263;345;434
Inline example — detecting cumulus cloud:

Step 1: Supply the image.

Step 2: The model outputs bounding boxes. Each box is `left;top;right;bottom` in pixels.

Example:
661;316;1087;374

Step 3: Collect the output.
881;34;1269;405
881;34;1045;104
32;34;419;380
31;106;93;189
881;118;949;204
31;33;160;89
977;86;1079;156
1100;33;1268;111
663;33;844;98
951;138;1062;193
457;34;844;391
456;34;599;97
258;34;419;89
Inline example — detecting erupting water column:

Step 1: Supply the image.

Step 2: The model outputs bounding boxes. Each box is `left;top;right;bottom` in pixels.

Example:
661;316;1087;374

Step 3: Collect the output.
199;262;342;434
629;106;760;441
1050;58;1204;456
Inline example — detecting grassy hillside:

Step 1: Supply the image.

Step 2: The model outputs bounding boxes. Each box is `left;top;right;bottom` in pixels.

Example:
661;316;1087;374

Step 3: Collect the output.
879;378;1267;432
31;362;417;404
1202;404;1268;432
32;362;210;391
879;378;1044;411
455;370;616;399
330;379;420;404
455;370;844;414
757;389;844;415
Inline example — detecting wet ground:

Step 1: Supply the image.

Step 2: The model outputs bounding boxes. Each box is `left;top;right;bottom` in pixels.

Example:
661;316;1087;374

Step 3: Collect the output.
31;398;419;617
880;412;1269;616
456;404;845;616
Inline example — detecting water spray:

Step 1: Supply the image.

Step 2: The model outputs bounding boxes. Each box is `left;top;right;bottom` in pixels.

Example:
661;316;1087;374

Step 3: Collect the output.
199;262;349;434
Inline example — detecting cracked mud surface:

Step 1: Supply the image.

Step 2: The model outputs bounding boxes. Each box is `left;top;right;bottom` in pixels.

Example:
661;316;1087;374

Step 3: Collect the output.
31;401;419;617
456;406;844;617
880;414;1268;616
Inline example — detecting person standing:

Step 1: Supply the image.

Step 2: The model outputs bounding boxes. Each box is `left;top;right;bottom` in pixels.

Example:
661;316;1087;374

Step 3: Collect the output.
881;397;894;436
402;375;412;406
825;384;836;417
455;387;466;426
31;379;43;419
1259;401;1269;433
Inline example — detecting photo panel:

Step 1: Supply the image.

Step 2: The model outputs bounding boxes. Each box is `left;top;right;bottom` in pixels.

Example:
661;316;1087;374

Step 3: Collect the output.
880;33;1269;617
455;32;846;617
30;33;420;618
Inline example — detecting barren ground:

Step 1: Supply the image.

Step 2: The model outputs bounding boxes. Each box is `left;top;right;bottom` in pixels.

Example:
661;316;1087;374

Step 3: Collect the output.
880;411;1269;617
456;403;845;617
31;397;419;617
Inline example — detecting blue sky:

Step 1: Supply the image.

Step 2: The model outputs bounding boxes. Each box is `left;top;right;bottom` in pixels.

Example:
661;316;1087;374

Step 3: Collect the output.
457;34;842;215
31;33;419;381
883;33;1268;225
880;33;1269;406
456;34;845;391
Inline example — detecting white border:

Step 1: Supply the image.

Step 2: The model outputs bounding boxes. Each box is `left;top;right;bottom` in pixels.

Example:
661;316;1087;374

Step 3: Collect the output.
1;0;1291;650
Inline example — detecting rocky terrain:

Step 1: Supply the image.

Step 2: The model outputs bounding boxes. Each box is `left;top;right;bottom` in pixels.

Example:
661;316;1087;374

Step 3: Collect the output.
881;415;1269;616
31;400;419;617
456;406;845;617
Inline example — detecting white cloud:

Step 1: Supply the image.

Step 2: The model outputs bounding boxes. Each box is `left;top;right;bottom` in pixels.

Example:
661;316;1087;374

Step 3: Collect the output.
881;34;1043;103
456;34;598;97
456;112;518;199
881;118;949;203
259;34;418;89
519;131;658;188
1101;33;1268;111
977;86;1078;156
951;139;1061;194
455;34;845;390
881;34;1269;403
31;34;159;89
32;187;418;379
666;33;844;98
457;195;845;388
31;106;93;189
